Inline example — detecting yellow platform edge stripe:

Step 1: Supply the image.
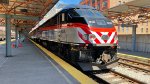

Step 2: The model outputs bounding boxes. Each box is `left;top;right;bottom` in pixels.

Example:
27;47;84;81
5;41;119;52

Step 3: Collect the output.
30;39;97;84
0;39;16;45
117;53;150;60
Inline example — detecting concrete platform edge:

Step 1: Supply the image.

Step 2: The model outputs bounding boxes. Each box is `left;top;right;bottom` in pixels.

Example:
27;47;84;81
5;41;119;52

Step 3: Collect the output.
30;39;97;84
117;53;150;60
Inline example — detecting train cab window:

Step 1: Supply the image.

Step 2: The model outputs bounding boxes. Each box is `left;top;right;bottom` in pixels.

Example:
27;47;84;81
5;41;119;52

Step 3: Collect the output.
62;13;65;21
68;9;80;17
60;12;68;24
75;9;106;18
93;10;105;18
76;9;93;17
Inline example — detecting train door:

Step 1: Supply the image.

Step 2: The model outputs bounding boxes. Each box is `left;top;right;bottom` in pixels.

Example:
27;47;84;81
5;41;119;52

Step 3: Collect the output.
57;14;61;29
56;14;61;42
61;12;67;42
57;12;67;42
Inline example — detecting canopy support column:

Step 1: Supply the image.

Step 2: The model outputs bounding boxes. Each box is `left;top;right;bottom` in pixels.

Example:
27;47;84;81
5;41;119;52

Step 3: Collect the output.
15;26;19;48
5;14;12;57
132;25;137;52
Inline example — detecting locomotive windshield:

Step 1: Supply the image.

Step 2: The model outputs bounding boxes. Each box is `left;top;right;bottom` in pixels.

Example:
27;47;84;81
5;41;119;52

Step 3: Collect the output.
68;8;113;28
69;9;106;18
75;9;106;18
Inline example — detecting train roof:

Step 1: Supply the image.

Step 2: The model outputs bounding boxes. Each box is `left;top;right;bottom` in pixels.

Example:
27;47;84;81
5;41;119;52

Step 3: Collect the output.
33;5;97;31
62;5;96;10
39;5;96;27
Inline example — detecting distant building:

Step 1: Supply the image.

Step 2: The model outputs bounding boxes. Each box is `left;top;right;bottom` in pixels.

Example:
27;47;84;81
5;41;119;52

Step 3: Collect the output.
80;0;134;11
80;0;110;11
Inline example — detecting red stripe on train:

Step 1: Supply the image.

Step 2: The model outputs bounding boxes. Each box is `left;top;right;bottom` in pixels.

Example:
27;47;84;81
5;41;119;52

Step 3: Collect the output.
40;23;116;32
78;32;91;44
94;38;101;44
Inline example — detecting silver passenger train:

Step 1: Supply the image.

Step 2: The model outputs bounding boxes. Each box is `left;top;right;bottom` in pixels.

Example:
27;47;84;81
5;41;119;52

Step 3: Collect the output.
31;5;118;71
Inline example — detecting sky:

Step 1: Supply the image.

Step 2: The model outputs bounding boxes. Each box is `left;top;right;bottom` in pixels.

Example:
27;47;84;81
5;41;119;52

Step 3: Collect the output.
58;0;81;5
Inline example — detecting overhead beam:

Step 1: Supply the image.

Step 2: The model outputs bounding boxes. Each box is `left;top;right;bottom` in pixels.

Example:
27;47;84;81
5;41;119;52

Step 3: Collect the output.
0;24;34;27
0;14;40;21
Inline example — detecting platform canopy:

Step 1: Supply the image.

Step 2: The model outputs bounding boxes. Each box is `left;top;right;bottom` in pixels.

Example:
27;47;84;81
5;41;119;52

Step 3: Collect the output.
0;0;59;32
103;0;150;25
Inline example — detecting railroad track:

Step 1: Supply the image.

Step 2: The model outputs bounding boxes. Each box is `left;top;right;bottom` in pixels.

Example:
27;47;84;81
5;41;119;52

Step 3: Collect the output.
86;57;150;84
118;58;150;73
86;69;145;84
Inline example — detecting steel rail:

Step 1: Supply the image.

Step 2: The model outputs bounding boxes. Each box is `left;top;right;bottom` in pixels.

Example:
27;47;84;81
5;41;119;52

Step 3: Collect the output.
118;62;150;73
110;69;145;84
119;57;150;66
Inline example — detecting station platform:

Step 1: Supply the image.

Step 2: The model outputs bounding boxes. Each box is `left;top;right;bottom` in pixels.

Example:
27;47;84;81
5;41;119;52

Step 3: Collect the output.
118;49;150;58
0;39;96;84
118;49;150;63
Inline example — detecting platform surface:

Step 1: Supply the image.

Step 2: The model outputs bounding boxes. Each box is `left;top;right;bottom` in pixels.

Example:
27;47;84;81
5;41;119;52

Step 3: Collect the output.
0;39;79;84
118;50;150;59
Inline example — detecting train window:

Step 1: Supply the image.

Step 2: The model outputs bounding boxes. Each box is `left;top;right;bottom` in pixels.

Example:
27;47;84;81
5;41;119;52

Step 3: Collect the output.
75;9;106;18
75;9;93;17
68;9;80;17
92;10;105;18
62;13;65;21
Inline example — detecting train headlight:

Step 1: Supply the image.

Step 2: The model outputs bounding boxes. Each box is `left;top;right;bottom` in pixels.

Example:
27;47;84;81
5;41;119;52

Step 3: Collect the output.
101;35;109;40
89;34;96;40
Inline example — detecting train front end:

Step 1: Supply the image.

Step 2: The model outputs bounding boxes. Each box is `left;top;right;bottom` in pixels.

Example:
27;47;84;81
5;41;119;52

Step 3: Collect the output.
72;7;119;71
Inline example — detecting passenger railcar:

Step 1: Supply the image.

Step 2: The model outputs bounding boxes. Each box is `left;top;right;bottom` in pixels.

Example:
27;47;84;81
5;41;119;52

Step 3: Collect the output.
32;5;118;71
0;27;15;40
0;27;5;41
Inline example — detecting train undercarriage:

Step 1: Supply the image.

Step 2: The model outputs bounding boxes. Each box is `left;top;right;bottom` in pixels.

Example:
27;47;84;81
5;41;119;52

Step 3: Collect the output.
34;38;118;71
